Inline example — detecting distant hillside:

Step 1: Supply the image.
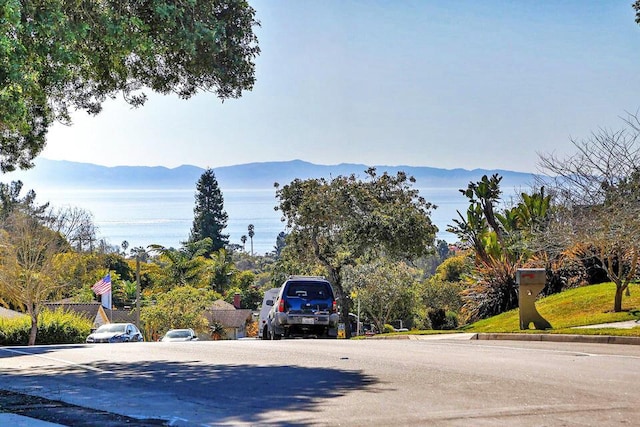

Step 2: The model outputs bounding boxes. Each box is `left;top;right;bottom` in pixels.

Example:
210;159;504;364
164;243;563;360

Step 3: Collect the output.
4;158;537;190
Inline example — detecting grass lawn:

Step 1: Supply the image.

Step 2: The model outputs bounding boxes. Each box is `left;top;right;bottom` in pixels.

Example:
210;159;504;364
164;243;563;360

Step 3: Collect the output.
462;282;640;336
371;282;640;338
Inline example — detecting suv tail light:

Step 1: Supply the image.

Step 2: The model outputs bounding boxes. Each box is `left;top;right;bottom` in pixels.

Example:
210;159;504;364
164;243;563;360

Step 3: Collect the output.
331;300;337;313
278;298;286;312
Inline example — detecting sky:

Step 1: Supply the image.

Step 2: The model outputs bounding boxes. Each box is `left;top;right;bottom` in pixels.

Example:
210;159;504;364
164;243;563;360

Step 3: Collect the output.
40;0;640;174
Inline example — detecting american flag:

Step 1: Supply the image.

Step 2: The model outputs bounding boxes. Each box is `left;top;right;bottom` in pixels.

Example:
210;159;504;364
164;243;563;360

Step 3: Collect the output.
92;273;111;295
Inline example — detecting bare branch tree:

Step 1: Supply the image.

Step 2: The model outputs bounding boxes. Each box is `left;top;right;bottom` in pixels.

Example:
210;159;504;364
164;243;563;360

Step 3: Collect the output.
47;206;98;252
537;113;640;311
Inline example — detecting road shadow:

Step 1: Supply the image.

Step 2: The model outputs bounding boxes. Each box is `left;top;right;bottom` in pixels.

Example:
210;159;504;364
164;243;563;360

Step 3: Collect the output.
0;355;380;425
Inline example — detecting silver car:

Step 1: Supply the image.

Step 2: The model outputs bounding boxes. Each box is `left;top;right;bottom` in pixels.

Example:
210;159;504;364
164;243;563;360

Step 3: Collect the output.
86;323;144;343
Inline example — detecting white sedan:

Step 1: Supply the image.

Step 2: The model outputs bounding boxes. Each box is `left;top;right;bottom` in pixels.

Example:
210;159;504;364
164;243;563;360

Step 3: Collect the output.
160;328;199;342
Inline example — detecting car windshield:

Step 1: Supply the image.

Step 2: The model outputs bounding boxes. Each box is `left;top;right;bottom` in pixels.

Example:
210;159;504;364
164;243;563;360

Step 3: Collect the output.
166;330;191;338
96;324;126;333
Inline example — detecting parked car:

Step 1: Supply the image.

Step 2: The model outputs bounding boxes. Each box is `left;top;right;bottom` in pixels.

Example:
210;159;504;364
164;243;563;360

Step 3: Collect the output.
258;288;280;340
86;323;144;343
161;328;198;342
267;276;339;339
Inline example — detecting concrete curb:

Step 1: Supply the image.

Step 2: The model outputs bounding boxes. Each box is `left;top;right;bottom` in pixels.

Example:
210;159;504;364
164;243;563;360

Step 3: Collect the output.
473;333;640;345
367;332;640;345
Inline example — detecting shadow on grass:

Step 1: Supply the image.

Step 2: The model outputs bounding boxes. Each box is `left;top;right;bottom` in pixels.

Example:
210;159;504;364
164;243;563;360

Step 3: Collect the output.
0;350;381;425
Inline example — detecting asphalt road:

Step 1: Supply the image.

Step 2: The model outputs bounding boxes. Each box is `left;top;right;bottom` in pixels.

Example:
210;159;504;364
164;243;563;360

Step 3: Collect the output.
1;336;639;426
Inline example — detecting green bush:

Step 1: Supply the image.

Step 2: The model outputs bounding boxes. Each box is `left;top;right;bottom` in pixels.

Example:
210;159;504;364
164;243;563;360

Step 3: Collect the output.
428;308;447;330
36;309;93;344
444;310;459;329
428;308;459;330
0;308;92;345
0;316;30;345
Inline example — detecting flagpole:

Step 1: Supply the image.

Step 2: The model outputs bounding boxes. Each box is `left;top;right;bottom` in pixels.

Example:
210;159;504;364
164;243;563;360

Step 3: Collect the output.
92;271;113;323
108;270;112;323
136;256;141;329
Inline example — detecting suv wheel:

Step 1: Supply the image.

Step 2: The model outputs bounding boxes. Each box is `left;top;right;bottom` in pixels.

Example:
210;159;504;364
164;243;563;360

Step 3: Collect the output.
270;329;281;340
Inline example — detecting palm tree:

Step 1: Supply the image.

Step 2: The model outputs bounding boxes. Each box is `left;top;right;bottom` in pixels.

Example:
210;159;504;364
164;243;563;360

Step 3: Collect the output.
148;239;212;289
248;224;255;256
240;235;247;251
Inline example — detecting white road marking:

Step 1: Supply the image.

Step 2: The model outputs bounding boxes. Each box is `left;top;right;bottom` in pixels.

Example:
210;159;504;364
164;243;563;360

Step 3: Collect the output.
0;347;114;373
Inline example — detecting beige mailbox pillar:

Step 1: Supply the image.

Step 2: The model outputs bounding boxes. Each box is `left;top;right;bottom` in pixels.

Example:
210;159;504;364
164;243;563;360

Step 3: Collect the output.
516;268;552;330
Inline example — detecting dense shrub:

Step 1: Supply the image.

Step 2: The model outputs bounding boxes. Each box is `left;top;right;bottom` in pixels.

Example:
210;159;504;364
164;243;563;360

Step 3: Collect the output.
428;308;446;330
0;316;30;345
427;308;460;330
36;309;93;344
461;270;519;323
0;309;92;346
412;307;432;330
444;310;459;329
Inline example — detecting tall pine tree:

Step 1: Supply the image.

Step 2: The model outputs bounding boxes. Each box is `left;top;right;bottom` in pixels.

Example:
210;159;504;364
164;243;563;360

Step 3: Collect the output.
189;169;229;251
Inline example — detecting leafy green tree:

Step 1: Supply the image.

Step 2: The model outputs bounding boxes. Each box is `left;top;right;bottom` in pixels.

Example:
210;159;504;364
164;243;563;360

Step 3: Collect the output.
433;252;473;283
0;1;259;172
189;169;228;251
275;168;437;337
0;181;49;220
141;286;218;337
224;270;262;310
0;211;67;345
343;260;420;333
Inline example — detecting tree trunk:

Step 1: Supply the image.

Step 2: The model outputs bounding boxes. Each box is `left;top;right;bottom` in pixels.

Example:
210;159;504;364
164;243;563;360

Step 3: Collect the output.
328;269;351;339
28;312;38;346
614;286;624;313
338;288;352;339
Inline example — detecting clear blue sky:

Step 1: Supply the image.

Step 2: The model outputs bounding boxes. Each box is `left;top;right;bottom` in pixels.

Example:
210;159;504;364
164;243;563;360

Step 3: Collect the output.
41;0;640;173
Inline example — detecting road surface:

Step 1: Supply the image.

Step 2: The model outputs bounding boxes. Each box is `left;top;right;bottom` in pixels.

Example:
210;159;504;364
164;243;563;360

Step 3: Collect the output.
1;336;639;426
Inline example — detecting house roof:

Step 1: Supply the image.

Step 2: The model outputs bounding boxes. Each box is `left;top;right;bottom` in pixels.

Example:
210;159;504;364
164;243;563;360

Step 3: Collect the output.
103;308;138;324
211;300;236;310
206;300;252;328
0;306;26;319
44;302;104;320
206;309;252;328
45;302;140;327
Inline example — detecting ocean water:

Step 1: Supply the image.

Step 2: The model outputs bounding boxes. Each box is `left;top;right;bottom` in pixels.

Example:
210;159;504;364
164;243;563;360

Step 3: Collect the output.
34;187;506;255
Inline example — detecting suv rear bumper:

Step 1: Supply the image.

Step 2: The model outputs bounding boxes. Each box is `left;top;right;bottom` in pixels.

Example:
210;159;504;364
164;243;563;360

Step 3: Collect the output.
274;312;339;327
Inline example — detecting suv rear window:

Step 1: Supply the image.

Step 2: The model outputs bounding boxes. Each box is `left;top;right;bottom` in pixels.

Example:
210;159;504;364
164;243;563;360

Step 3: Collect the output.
285;282;331;299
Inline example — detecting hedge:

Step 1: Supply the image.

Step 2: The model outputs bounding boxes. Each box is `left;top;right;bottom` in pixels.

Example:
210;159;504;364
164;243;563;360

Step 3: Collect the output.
0;308;93;346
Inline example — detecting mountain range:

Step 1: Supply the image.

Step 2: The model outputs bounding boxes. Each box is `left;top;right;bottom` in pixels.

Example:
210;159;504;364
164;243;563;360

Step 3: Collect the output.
4;158;537;190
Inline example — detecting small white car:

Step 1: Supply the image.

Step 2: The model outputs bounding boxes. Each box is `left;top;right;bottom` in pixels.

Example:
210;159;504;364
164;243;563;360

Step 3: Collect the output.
161;328;198;342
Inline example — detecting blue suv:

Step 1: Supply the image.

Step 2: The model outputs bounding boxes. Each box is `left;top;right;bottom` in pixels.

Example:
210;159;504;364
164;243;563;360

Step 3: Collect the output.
267;276;339;339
